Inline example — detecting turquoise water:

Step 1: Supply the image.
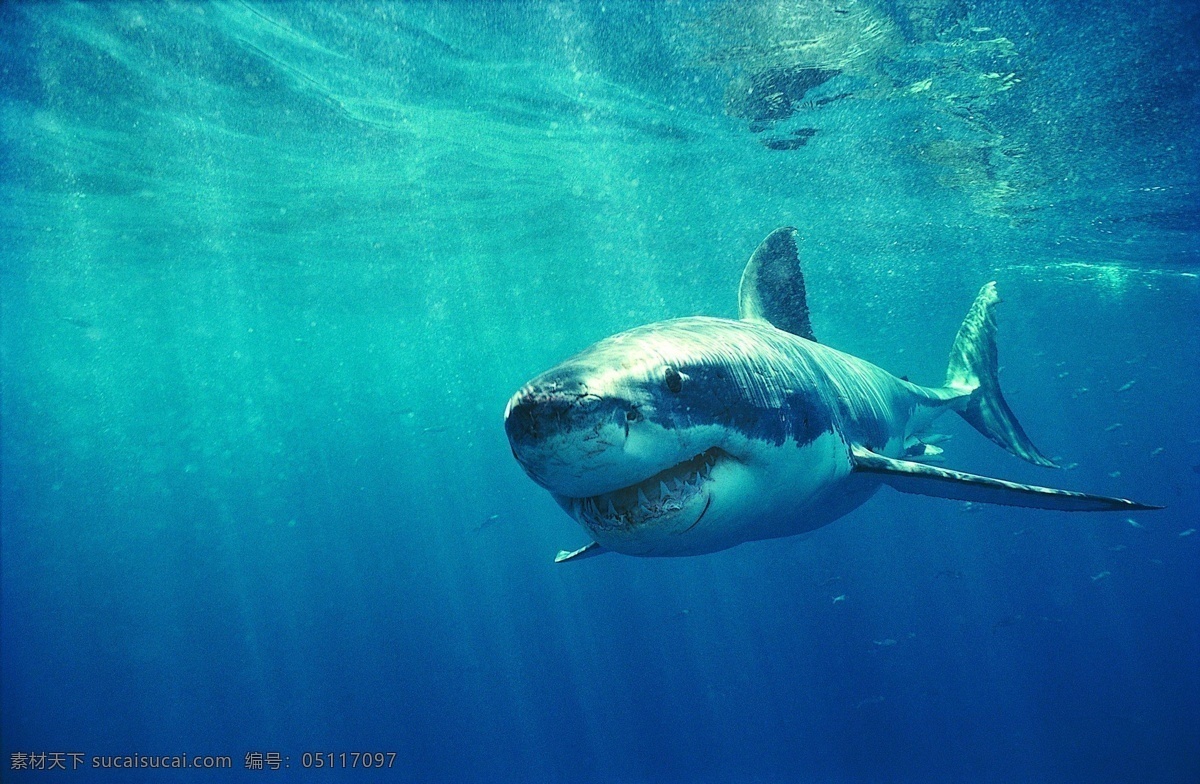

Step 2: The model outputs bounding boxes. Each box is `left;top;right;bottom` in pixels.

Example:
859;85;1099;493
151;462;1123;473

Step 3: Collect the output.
2;2;1198;781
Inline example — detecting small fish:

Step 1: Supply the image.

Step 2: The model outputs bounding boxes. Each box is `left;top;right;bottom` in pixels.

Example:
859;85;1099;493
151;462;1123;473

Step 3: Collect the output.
475;513;501;532
1061;462;1079;471
1108;471;1122;478
1107;544;1127;552
832;594;846;604
1091;571;1111;582
855;695;885;709
1180;529;1196;537
1116;380;1136;393
1012;528;1030;536
1126;518;1144;529
1104;423;1123;433
1148;558;1164;565
422;425;449;434
935;569;964;579
817;575;842;587
873;639;897;647
60;316;93;329
992;614;1023;631
1150;447;1164;456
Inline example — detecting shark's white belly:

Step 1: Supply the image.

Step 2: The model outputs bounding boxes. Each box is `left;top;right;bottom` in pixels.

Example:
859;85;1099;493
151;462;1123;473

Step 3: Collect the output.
683;431;877;553
578;430;892;557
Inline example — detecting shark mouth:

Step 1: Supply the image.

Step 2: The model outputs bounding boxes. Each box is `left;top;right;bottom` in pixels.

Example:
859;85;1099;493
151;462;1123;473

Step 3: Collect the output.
572;448;724;530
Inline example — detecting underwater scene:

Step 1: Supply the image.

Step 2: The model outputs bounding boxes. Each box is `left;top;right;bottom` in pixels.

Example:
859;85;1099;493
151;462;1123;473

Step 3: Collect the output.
2;1;1198;782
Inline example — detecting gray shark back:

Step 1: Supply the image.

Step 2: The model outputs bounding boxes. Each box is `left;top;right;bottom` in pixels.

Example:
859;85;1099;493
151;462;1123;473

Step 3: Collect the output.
575;316;937;455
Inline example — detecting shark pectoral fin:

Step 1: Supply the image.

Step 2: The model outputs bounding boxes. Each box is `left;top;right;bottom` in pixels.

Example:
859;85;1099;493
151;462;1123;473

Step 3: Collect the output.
554;542;605;563
850;446;1162;512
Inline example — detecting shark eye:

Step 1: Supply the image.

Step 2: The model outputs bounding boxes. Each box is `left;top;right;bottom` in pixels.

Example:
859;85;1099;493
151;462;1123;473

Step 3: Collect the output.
663;366;683;394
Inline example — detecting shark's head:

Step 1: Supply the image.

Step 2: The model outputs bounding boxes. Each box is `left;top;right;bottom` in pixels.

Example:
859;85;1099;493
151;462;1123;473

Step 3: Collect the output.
504;317;837;554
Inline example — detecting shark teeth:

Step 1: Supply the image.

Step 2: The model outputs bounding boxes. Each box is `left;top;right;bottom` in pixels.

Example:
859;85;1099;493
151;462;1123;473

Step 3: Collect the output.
575;448;725;529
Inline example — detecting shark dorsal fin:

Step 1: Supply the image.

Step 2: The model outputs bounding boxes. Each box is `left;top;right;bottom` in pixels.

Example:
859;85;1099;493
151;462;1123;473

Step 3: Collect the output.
738;227;816;341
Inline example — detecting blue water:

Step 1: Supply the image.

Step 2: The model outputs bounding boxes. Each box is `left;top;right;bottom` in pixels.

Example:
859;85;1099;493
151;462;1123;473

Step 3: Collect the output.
2;2;1198;782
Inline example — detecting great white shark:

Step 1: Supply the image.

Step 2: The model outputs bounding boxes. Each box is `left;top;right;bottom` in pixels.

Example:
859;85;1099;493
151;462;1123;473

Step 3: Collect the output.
504;228;1161;562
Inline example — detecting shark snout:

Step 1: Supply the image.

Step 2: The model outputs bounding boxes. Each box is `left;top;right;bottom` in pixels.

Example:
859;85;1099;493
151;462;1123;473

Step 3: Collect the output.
504;388;575;448
504;385;623;449
504;380;646;496
503;390;537;445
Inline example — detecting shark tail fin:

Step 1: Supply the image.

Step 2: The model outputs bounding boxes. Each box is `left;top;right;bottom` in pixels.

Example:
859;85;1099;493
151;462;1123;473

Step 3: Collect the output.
945;283;1057;468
